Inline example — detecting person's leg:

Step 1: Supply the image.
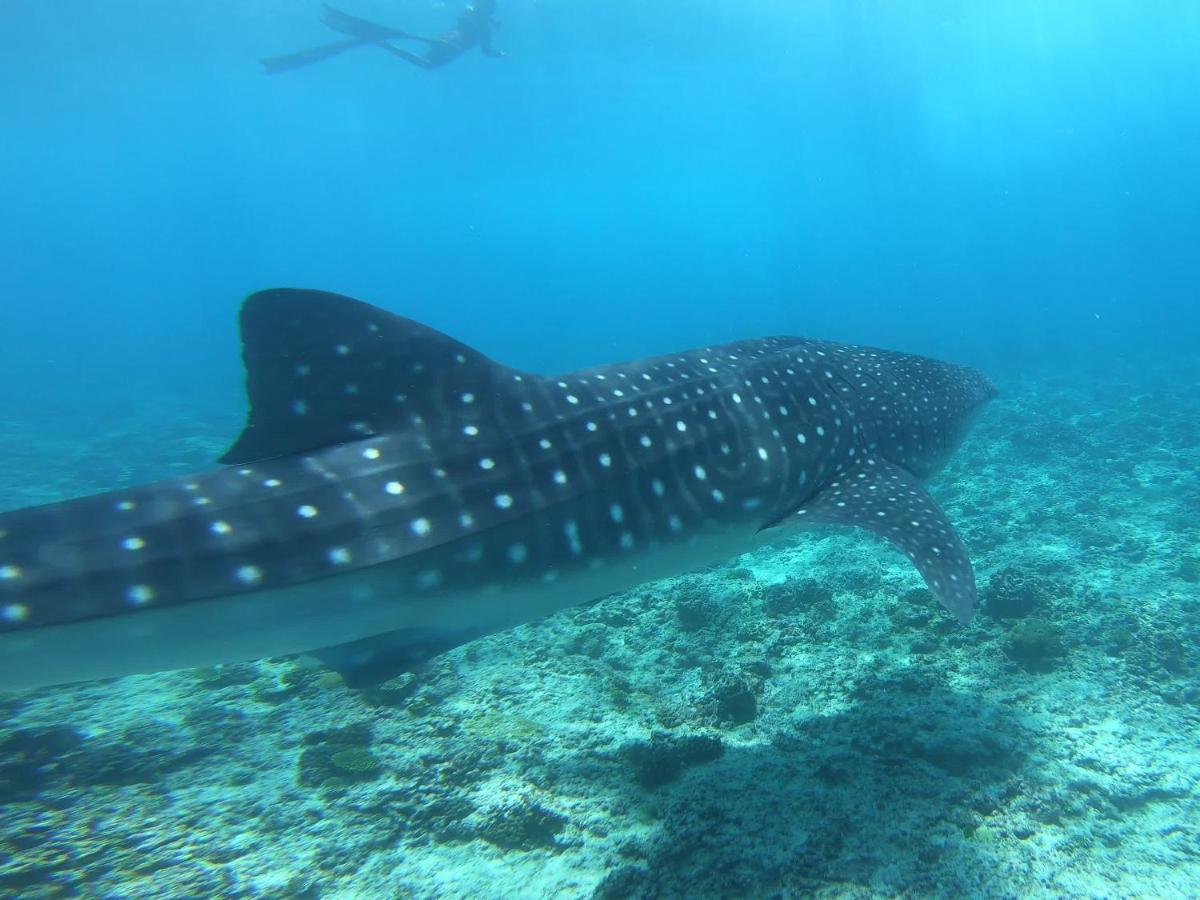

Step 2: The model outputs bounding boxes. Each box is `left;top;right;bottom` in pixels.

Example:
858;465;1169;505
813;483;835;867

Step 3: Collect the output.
406;34;456;48
416;40;463;68
378;43;439;69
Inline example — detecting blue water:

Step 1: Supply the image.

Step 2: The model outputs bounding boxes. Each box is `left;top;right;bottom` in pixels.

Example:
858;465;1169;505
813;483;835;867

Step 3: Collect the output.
3;0;1198;410
2;2;1200;896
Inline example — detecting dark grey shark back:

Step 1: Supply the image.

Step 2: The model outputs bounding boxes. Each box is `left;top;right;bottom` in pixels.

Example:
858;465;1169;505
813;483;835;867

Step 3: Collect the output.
0;289;994;645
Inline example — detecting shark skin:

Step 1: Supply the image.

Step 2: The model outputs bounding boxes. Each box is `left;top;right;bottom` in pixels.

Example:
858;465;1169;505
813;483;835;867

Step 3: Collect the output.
0;289;996;692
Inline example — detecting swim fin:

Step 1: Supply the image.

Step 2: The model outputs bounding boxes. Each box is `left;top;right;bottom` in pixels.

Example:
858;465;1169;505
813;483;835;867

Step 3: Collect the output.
321;4;416;42
260;38;365;74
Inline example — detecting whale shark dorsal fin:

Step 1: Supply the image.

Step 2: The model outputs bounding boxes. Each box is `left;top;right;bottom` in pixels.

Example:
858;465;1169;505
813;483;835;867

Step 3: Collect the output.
777;456;978;623
220;289;534;464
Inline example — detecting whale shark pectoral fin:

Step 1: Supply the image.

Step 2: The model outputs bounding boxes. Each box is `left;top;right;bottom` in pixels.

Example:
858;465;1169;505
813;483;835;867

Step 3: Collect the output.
775;457;978;624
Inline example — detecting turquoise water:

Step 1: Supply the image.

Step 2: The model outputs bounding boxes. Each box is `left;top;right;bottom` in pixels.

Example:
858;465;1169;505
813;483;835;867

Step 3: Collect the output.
2;2;1199;896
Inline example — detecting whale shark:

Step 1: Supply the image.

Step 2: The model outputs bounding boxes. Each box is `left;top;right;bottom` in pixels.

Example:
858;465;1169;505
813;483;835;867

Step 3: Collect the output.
0;289;995;692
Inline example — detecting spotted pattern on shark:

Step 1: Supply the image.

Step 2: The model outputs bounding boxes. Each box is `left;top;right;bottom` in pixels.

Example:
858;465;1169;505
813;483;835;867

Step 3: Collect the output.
0;289;995;689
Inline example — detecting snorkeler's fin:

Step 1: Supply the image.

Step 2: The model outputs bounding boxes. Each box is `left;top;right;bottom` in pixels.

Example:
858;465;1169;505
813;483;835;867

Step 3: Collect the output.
260;38;365;74
321;4;416;42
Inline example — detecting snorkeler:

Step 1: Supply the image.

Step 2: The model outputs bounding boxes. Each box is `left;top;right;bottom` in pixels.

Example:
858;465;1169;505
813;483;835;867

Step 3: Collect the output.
260;3;503;74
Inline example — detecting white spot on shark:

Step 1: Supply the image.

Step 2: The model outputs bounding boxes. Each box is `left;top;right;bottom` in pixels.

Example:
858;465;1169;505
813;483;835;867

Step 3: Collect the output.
417;570;443;589
236;565;263;585
564;521;583;556
127;585;155;605
3;603;29;622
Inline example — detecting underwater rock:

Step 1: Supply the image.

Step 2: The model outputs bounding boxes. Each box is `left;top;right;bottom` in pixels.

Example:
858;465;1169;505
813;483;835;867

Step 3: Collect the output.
249;665;324;704
761;578;834;617
1008;421;1088;462
385;786;478;843
890;588;936;630
298;723;383;788
474;797;567;851
1177;556;1200;583
182;704;253;743
329;747;383;777
299;745;384;788
626;732;724;789
0;725;84;801
1004;619;1068;672
708;672;758;726
982;567;1055;619
190;662;260;689
593;865;651;899
1097;607;1195;681
365;671;423;707
742;659;772;681
1124;628;1192;680
64;721;210;786
303;722;374;748
1101;621;1137;657
567;622;612;660
673;585;721;632
1151;632;1187;675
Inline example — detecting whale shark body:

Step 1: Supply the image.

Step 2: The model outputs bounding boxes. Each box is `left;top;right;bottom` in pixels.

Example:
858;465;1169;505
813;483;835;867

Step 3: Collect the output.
0;289;995;691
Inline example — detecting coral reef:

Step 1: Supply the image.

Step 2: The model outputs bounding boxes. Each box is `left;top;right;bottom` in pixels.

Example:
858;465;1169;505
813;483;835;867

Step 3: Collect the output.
1;355;1199;896
982;566;1060;619
298;724;383;789
1004;618;1068;672
474;798;567;851
626;733;725;788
